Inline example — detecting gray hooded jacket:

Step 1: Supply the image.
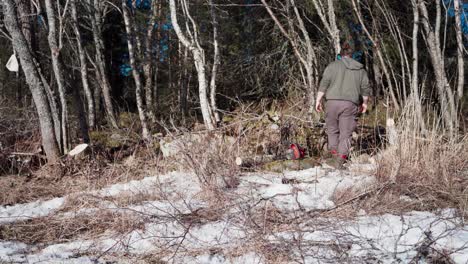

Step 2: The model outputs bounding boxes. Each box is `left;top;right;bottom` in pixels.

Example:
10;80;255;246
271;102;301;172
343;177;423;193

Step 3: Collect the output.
318;57;370;105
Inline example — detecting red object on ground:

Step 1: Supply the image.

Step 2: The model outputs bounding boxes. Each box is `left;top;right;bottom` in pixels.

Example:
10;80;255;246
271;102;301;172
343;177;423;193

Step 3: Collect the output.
290;143;305;160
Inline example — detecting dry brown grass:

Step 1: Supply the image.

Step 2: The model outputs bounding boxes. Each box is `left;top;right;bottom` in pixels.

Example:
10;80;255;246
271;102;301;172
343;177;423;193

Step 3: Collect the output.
0;151;168;206
175;132;241;192
375;113;468;215
0;210;146;244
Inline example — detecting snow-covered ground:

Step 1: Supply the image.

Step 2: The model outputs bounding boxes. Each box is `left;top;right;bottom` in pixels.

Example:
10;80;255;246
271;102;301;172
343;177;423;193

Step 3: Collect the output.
0;163;467;263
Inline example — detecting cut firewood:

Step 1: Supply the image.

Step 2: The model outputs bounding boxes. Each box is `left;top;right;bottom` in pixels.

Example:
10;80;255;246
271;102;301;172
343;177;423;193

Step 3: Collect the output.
68;144;89;157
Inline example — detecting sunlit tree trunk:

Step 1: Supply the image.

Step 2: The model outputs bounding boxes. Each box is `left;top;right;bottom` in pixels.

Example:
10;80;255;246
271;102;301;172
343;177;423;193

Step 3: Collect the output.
169;0;215;130
71;0;95;129
261;0;318;114
3;0;61;162
122;1;150;140
143;0;158;122
453;0;465;101
44;0;69;153
88;0;118;128
410;0;425;131
419;1;457;132
209;0;220;123
309;0;341;56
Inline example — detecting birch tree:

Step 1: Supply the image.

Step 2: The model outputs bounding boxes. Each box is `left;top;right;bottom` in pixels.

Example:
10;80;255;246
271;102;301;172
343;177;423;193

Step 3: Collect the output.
169;0;215;130
143;0;158;122
3;0;61;162
419;0;457;132
44;0;69;152
453;0;465;101
71;0;95;129
85;0;119;128
309;0;341;56
410;0;425;130
121;0;150;140
261;0;318;114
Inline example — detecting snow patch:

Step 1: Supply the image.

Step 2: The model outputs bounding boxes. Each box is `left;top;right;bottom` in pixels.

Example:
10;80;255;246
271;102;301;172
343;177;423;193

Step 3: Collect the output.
0;197;64;224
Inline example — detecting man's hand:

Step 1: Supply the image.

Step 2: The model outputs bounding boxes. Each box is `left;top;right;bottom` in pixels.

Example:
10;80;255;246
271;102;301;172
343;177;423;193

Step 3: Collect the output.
360;96;369;113
359;103;368;113
315;91;325;113
315;101;323;113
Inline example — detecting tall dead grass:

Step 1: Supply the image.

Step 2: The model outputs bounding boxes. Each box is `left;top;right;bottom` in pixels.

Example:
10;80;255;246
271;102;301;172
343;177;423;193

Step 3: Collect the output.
176;132;241;192
376;105;468;215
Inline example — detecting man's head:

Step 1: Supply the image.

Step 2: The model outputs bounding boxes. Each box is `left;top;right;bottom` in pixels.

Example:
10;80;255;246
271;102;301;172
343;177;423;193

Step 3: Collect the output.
341;42;353;58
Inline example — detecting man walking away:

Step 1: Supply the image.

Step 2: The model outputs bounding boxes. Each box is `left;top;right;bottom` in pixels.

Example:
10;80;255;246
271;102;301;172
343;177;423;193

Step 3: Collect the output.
315;44;370;169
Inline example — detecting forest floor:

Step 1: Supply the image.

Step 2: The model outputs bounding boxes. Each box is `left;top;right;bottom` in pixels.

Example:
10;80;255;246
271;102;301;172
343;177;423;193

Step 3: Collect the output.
0;159;467;263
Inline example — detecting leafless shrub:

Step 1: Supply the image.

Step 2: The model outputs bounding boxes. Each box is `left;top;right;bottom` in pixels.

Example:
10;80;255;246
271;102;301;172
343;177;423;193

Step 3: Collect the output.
175;131;241;192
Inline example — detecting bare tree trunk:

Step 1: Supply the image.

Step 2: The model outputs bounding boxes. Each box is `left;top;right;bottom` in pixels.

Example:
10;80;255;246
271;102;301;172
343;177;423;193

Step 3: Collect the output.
169;0;215;130
453;0;465;100
3;0;61;162
122;0;150;140
351;0;400;111
179;44;189;118
419;1;457;132
261;0;318;114
310;0;341;55
143;0;158;122
410;0;425;131
71;0;95;129
209;0;220;123
90;0;118;128
44;0;69;153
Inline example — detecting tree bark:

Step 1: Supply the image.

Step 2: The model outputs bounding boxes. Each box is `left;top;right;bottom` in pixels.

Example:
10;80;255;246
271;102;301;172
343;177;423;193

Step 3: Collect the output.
44;0;69;153
3;0;61;162
261;0;318;114
410;0;425;131
419;1;457;132
122;1;150;140
143;0;158;122
453;0;465;100
169;0;215;130
71;0;95;129
90;0;118;128
209;0;220;123
351;0;400;111
310;0;341;56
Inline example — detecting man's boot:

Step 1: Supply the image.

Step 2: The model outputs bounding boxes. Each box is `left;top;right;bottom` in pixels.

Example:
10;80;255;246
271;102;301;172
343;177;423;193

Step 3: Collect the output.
321;150;337;161
324;154;347;170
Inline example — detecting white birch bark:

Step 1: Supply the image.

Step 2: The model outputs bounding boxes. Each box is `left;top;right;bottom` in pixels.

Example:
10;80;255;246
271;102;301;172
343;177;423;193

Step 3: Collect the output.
89;0;118;128
209;0;220;123
310;0;341;56
261;0;318;113
419;1;457;132
122;1;150;140
143;0;158;122
169;0;215;130
71;0;95;129
3;0;61;162
351;0;401;111
45;0;69;153
410;0;425;131
453;0;465;100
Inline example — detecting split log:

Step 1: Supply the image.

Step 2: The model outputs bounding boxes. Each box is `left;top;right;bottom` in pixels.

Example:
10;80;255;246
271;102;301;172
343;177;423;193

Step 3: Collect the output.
235;155;274;168
262;158;320;173
386;118;398;146
68;143;89;158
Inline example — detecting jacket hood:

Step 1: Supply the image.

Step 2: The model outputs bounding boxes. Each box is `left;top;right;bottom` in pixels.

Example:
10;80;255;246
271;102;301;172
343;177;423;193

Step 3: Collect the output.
341;57;363;70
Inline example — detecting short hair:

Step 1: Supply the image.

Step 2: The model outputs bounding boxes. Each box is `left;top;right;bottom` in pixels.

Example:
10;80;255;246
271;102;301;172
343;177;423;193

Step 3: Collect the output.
341;42;354;57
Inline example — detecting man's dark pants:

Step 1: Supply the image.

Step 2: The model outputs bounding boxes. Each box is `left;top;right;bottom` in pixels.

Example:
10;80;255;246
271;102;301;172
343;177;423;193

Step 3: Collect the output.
325;100;358;157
